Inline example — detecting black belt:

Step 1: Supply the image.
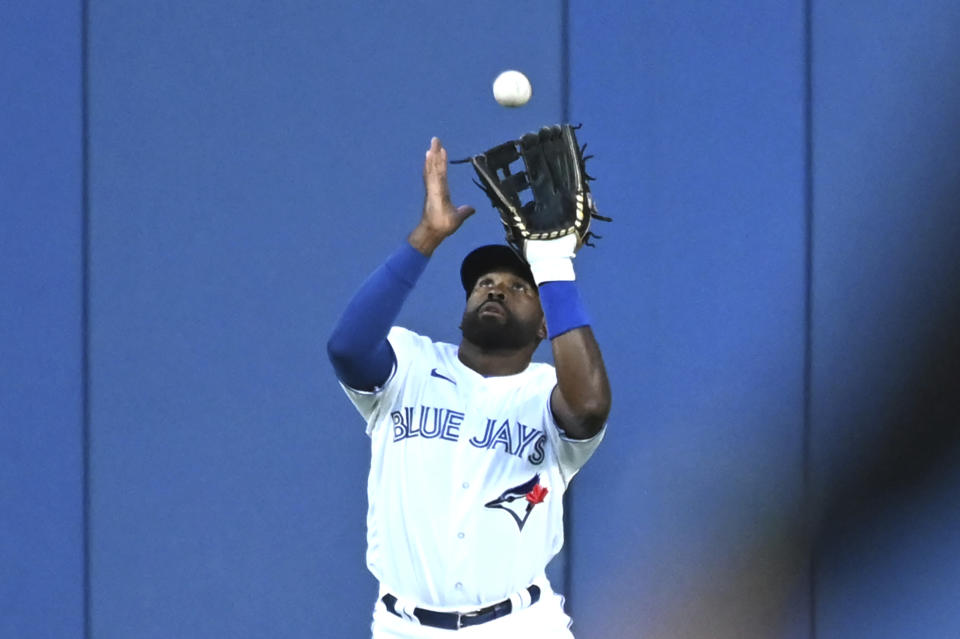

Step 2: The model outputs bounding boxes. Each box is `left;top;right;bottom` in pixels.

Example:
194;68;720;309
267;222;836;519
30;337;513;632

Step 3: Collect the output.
381;585;541;630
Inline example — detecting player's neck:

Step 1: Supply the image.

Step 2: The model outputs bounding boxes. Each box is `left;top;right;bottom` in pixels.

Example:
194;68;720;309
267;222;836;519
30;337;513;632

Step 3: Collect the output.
457;340;535;377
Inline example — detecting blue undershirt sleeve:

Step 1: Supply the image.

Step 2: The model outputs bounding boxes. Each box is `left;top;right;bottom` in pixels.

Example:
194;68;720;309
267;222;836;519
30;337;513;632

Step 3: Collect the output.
327;241;429;391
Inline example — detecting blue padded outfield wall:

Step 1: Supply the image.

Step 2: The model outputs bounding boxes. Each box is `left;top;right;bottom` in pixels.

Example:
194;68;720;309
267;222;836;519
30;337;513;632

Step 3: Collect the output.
4;1;960;638
2;3;85;639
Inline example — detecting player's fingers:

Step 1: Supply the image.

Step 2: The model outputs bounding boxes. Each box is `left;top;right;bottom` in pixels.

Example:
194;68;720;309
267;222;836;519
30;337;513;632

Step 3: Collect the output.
425;138;446;170
456;205;476;220
424;150;450;196
424;137;441;173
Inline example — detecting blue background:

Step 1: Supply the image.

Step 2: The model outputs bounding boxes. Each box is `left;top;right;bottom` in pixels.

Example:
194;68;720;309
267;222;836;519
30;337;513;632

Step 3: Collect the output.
3;1;960;638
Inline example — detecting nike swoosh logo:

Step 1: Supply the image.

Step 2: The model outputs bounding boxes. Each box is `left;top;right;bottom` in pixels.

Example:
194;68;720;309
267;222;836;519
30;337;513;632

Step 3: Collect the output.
430;368;457;385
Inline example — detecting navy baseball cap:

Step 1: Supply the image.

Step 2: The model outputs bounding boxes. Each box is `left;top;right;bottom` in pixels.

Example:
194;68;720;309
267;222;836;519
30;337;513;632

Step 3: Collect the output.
460;245;537;295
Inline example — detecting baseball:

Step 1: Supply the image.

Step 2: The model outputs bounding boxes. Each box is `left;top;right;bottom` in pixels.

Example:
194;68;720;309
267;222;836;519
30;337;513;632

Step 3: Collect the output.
493;70;532;107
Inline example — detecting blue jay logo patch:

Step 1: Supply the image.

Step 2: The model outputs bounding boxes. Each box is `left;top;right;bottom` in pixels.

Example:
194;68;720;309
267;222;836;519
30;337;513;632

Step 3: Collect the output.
484;474;549;531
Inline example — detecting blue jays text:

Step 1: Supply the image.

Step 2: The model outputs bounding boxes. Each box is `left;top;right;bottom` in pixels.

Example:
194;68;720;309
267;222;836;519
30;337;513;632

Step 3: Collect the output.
390;406;547;464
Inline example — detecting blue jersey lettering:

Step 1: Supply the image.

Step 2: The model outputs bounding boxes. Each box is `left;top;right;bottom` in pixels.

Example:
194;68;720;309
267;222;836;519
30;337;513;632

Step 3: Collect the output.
470;418;497;448
489;420;514;454
441;410;463;441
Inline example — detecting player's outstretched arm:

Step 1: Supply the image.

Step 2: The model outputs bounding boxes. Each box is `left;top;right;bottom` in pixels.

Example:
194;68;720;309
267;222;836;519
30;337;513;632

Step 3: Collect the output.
408;137;475;255
326;244;411;390
524;237;611;440
549;323;611;439
327;137;474;391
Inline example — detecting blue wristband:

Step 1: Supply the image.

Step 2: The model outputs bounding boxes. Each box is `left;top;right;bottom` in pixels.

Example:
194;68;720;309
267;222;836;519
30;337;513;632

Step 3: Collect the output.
539;280;591;339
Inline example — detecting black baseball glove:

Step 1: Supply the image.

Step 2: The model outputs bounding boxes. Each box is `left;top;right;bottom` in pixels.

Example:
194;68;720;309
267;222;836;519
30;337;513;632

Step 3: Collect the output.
453;124;610;254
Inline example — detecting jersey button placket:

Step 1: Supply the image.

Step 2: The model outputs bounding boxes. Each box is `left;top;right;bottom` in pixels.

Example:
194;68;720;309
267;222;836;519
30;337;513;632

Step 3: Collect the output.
458;482;469;539
452;395;481;597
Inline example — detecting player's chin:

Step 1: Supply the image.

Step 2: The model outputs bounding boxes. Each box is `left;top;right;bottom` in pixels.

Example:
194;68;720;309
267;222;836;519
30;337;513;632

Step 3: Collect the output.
462;316;524;350
475;311;517;337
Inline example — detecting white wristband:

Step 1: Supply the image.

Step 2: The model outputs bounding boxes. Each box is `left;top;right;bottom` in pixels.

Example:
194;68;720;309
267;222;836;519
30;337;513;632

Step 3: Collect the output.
524;236;577;284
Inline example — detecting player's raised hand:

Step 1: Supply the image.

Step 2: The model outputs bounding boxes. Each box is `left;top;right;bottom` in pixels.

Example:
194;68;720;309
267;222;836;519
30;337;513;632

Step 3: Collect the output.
409;137;475;255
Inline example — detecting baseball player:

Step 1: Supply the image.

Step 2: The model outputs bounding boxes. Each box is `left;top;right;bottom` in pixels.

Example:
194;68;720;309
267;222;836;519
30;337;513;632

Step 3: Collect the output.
327;136;611;637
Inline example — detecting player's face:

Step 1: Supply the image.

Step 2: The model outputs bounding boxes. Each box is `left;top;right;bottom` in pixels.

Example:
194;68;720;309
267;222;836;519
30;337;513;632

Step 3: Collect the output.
460;270;546;350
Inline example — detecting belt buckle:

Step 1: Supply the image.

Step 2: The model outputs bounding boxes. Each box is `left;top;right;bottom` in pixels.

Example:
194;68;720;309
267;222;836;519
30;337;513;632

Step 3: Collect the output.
457;608;483;630
456;611;472;630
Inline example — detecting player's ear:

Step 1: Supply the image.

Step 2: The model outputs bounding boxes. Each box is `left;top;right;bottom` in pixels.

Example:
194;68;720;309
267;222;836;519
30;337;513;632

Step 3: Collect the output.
537;318;547;340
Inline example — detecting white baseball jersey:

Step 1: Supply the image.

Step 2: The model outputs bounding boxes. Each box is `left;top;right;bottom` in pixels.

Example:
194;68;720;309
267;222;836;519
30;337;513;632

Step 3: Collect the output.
340;326;605;611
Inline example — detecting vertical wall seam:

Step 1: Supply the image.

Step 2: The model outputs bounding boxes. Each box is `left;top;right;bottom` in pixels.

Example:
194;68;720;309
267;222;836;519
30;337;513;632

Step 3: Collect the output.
81;0;91;636
560;0;573;608
802;0;816;638
561;0;571;124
